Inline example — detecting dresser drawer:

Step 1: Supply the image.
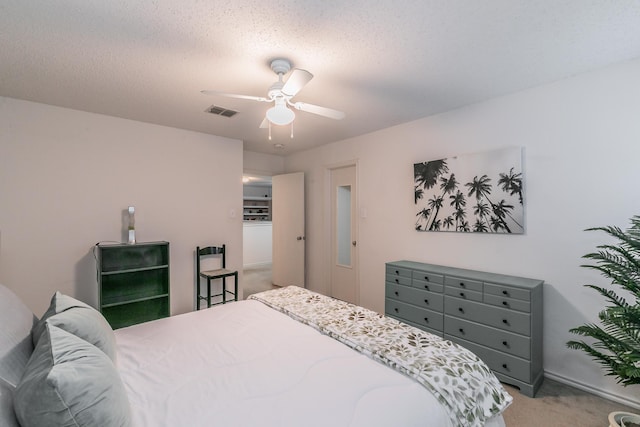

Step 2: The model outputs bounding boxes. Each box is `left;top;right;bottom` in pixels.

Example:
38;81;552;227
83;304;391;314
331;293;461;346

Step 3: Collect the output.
484;282;531;301
444;317;531;359
484;293;531;313
444;297;531;336
388;315;443;338
386;283;443;311
444;286;483;302
412;270;444;284
386;274;412;287
445;276;483;292
448;336;532;383
386;265;412;278
385;299;443;331
412;278;444;293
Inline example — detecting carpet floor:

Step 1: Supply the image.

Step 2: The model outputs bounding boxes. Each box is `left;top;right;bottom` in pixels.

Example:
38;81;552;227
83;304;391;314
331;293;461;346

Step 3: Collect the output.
503;379;637;426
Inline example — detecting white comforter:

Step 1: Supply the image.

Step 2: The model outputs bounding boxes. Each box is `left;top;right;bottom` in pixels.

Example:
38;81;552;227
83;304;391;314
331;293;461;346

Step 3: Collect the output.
115;300;505;427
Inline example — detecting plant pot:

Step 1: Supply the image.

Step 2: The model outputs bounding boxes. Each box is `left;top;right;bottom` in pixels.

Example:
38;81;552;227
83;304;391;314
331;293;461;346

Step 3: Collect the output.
609;411;640;427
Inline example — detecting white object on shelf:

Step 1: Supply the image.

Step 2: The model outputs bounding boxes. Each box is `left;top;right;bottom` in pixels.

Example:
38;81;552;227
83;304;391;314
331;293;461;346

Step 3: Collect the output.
127;206;136;244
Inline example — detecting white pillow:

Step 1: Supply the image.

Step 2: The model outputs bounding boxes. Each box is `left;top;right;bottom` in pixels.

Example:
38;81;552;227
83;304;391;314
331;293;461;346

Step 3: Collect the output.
0;284;37;388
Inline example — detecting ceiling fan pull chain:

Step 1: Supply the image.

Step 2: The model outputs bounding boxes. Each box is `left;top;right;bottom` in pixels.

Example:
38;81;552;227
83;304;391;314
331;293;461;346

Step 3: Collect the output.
290;121;294;139
268;121;272;140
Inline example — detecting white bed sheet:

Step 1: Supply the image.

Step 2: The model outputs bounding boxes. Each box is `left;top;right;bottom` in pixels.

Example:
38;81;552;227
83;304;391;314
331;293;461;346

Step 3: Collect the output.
115;300;505;427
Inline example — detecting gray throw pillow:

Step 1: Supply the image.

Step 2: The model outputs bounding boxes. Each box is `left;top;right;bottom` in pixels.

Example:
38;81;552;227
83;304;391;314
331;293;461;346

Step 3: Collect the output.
14;324;131;427
31;291;117;362
0;284;37;388
0;380;19;427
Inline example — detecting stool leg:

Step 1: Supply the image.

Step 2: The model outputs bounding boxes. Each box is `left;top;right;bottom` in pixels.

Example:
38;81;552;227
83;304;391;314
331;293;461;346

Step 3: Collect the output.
207;278;211;308
234;272;238;301
222;277;227;304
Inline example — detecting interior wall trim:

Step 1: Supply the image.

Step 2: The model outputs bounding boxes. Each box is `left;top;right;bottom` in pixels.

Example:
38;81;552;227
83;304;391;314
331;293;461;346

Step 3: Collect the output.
544;370;640;410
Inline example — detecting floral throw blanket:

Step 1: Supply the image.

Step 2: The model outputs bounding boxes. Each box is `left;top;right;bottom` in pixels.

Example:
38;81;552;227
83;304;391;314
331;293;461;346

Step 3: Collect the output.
249;286;512;427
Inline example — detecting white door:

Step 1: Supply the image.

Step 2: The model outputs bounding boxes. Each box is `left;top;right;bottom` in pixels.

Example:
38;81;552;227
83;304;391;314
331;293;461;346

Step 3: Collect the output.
272;172;305;287
330;165;358;304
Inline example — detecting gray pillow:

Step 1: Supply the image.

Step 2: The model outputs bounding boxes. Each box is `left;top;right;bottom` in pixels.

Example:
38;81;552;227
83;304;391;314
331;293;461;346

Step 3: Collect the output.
32;291;117;362
14;324;131;427
0;284;37;388
0;379;19;427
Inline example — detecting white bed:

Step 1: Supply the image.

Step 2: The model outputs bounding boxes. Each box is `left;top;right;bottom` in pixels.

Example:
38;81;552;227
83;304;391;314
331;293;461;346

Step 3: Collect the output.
1;284;510;427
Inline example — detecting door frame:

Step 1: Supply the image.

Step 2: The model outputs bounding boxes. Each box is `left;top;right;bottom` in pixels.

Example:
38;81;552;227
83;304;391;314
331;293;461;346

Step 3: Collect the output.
324;160;359;304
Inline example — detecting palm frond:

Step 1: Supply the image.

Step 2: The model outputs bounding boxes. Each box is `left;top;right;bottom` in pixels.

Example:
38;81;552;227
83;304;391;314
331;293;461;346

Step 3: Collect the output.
567;215;640;386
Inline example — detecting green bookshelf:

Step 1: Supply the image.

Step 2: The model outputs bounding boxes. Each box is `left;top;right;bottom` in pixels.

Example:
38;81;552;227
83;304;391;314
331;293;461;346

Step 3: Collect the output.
97;241;170;329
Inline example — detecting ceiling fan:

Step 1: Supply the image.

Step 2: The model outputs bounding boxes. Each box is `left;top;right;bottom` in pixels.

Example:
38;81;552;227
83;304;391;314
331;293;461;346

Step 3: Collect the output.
201;58;345;129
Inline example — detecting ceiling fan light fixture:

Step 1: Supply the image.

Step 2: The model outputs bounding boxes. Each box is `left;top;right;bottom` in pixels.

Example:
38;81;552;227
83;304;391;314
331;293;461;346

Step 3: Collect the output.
266;104;295;126
202;57;344;133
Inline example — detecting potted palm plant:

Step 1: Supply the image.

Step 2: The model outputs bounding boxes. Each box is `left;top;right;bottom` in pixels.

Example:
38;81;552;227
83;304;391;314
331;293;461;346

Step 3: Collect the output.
567;215;640;427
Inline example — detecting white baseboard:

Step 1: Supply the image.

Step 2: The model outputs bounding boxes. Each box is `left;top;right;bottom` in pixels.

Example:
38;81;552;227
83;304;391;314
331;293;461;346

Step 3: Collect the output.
243;262;272;268
545;370;640;410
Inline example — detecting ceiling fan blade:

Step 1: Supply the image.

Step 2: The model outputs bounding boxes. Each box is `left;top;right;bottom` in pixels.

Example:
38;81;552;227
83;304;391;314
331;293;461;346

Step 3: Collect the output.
292;102;345;120
201;90;269;102
259;117;269;128
281;69;313;97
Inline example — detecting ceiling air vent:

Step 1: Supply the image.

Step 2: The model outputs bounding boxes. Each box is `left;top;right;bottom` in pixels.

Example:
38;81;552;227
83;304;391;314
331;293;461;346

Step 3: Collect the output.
205;105;238;118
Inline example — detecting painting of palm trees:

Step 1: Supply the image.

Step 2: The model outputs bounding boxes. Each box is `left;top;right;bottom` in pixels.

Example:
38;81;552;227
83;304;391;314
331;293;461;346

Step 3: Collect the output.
414;147;524;234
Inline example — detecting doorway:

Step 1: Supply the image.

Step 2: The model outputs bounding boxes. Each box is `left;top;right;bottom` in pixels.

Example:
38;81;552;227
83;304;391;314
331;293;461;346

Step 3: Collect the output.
242;172;305;296
242;174;275;298
329;164;358;304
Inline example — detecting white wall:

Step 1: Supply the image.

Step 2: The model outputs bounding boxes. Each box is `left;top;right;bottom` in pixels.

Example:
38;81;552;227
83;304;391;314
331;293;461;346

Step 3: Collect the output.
0;97;244;316
243;150;285;176
284;58;640;407
243;222;272;267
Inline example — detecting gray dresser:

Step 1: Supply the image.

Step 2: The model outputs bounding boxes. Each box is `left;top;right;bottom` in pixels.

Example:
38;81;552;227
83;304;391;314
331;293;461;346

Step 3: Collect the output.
385;260;544;397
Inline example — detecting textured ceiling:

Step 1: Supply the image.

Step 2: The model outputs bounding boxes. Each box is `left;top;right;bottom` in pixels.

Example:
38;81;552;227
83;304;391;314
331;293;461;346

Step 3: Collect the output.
1;1;640;155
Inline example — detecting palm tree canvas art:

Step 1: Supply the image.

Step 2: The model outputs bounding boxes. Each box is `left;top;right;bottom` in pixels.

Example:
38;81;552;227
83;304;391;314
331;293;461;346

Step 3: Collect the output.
414;147;524;234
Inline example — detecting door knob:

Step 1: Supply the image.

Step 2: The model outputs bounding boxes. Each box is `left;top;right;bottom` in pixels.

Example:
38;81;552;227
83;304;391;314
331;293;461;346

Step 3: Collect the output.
352;241;357;246
296;236;306;241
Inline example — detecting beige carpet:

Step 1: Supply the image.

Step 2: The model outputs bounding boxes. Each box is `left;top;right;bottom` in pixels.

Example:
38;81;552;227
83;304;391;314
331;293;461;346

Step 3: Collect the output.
502;379;638;426
242;264;639;426
243;263;279;299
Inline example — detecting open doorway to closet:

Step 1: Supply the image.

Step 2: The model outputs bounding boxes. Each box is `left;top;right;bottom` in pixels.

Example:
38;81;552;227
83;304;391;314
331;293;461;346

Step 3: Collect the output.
242;174;276;298
242;172;306;298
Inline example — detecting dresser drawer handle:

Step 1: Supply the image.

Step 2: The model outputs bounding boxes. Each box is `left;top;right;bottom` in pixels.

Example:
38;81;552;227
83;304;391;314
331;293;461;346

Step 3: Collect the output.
394;308;399;313
424;298;429;305
459;292;465;298
423;317;429;323
458;307;464;314
424;285;430;291
395;278;399;283
458;328;464;334
395;270;399;275
424;276;429;281
502;319;509;325
502;341;508;347
502;290;509;296
502;301;508;306
459;282;465;287
502;363;509;370
394;291;399;296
